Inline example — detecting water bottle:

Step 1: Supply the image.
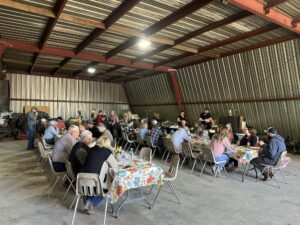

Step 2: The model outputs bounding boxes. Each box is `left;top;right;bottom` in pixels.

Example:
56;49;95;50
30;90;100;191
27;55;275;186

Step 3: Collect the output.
130;148;134;160
247;142;250;148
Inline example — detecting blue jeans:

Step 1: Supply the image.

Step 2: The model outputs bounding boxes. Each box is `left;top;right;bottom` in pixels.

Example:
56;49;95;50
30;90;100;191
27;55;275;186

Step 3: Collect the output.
214;154;229;168
27;125;36;149
86;196;104;208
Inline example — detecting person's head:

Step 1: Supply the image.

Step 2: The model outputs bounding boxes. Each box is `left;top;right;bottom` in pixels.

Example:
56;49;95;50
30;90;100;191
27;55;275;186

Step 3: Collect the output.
98;123;106;133
181;119;187;127
141;122;148;129
264;127;277;138
152;119;158;127
226;123;232;131
80;130;93;145
98;110;103;115
92;109;96;113
79;124;86;133
68;125;80;138
85;120;94;128
203;107;209;113
77;109;81;114
111;110;115;116
49;120;57;127
57;116;63;121
197;123;206;132
180;111;185;117
217;124;223;133
31;107;38;113
41;118;47;125
212;127;228;142
97;136;111;149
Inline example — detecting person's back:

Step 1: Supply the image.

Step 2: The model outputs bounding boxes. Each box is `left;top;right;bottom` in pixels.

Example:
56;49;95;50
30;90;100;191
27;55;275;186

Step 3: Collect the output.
69;142;89;176
139;127;148;140
151;125;163;146
52;133;76;163
102;129;113;142
263;135;286;164
171;128;191;152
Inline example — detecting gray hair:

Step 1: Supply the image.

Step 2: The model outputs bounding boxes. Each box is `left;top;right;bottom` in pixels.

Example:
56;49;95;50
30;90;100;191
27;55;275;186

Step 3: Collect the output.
80;130;93;142
68;125;79;133
98;123;106;130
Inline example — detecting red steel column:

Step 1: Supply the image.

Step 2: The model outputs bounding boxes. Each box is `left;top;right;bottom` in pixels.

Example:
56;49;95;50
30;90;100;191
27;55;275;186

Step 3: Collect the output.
122;83;132;112
0;44;6;80
169;71;187;115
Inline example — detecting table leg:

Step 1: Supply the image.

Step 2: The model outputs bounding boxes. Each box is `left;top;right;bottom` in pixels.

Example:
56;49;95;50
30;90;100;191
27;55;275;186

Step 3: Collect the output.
242;163;250;182
138;187;151;209
113;190;129;218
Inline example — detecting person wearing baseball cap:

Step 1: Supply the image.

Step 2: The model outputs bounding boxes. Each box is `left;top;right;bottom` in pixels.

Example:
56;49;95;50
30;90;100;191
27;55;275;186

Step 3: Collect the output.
250;127;286;181
43;120;61;145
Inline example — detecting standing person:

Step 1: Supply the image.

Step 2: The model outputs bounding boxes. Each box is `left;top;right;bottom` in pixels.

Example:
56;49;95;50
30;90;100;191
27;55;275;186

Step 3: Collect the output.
26;107;38;150
95;110;104;125
177;111;187;126
251;127;286;181
199;107;213;130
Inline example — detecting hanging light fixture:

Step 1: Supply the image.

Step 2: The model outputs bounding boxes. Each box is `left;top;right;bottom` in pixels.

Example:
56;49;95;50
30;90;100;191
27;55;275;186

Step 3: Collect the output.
87;67;96;74
137;38;151;49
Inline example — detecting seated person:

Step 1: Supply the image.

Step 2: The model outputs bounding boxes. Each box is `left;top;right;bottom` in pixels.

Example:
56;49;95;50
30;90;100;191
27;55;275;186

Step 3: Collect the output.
239;127;258;146
150;120;163;147
51;125;80;172
138;123;149;140
37;118;47;137
69;130;93;176
85;120;100;138
180;119;190;134
98;123;113;142
209;128;231;172
43;120;61;145
250;127;286;181
80;136;118;215
226;123;238;144
56;117;66;133
171;127;191;153
196;123;209;141
177;111;187;126
78;124;86;133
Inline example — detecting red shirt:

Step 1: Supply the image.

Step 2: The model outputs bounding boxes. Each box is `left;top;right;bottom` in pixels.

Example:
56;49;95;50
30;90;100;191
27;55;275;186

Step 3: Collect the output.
96;114;104;124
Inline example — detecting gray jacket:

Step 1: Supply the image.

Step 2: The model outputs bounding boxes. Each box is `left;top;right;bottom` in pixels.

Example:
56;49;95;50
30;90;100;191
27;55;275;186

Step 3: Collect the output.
52;133;77;163
27;112;38;126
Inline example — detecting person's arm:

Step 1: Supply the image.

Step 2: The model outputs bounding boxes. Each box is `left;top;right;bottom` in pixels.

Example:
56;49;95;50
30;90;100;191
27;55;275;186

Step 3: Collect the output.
224;137;231;148
50;126;61;138
184;132;192;142
263;140;277;159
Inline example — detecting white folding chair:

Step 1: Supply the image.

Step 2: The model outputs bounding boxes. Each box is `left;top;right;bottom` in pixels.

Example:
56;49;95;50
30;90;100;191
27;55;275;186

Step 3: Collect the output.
180;142;202;174
63;160;77;209
139;147;152;162
37;141;52;171
47;155;66;198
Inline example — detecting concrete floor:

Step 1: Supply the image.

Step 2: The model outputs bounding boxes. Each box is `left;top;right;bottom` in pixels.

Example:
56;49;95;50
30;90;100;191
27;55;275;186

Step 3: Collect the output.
0;140;299;225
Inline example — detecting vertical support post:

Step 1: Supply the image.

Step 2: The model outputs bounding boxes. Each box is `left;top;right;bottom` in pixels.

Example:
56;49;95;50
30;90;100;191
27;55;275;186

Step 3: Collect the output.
0;44;6;80
169;71;187;116
122;83;132;112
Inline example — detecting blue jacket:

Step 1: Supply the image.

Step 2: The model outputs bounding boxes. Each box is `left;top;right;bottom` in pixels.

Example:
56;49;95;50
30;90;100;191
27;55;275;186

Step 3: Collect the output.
262;135;286;165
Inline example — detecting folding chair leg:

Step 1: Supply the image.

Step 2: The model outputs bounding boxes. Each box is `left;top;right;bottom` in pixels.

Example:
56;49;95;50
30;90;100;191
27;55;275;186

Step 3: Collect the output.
149;184;154;194
167;181;181;204
152;184;163;207
164;152;170;165
212;167;219;182
103;198;108;225
180;156;186;170
279;169;288;184
152;148;157;158
63;178;74;200
161;150;166;160
71;196;80;225
191;159;197;174
200;161;207;177
48;176;60;198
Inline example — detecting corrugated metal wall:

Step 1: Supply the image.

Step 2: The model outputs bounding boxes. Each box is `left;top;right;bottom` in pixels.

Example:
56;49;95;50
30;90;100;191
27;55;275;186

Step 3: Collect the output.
125;39;300;139
176;39;300;139
6;73;129;119
125;73;178;121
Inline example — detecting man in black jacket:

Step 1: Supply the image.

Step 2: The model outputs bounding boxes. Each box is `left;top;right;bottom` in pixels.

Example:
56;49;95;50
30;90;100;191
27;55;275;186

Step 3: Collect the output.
69;130;93;176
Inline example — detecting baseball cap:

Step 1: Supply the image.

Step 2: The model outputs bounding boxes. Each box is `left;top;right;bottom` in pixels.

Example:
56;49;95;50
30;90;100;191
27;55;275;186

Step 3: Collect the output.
86;120;94;125
264;127;277;134
49;120;57;126
152;119;158;125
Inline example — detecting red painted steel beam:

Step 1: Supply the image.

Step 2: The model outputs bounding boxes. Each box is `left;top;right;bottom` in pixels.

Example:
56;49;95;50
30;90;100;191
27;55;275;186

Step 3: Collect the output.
227;0;300;34
75;0;140;54
105;0;214;59
175;34;299;68
134;11;251;64
2;39;172;73
122;83;132;111
169;71;187;115
30;0;68;74
264;0;289;14
292;15;300;28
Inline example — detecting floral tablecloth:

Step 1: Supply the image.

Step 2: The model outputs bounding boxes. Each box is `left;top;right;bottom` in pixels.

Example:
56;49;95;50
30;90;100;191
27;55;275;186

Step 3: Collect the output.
226;145;260;164
109;158;164;203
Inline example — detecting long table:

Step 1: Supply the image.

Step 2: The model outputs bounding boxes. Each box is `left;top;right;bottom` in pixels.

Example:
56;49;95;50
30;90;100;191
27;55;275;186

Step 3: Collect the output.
109;154;164;218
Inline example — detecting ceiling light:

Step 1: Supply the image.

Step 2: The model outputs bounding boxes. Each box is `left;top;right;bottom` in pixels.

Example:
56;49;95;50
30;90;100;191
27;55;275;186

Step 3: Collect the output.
137;38;151;49
87;67;96;74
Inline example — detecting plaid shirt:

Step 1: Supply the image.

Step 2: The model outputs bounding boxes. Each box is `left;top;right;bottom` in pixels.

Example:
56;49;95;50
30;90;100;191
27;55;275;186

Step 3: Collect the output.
151;126;163;146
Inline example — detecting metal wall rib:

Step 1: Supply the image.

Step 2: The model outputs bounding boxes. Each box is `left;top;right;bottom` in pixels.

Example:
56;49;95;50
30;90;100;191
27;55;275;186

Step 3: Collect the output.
6;73;129;119
125;73;178;121
176;39;300;139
